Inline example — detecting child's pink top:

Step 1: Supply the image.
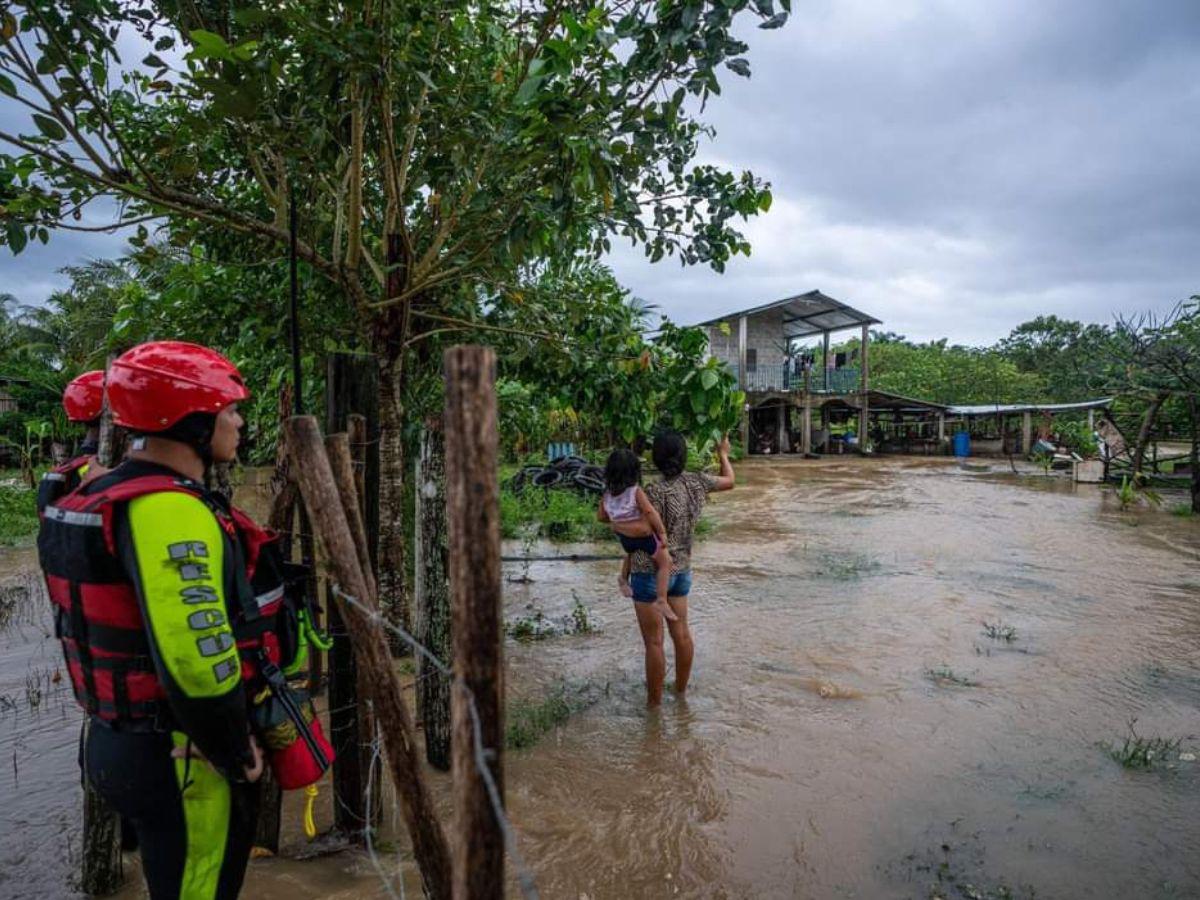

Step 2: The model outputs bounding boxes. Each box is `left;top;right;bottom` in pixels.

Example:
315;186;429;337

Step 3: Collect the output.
602;486;641;523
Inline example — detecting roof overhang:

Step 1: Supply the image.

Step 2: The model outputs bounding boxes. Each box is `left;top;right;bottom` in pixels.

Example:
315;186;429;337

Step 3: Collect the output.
697;290;881;339
948;398;1113;416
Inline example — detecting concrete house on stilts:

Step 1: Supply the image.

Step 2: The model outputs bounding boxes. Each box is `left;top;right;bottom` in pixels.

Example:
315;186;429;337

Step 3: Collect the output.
699;291;950;456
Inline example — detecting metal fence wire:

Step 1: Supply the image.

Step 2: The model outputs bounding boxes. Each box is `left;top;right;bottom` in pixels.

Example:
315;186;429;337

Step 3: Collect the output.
331;586;540;900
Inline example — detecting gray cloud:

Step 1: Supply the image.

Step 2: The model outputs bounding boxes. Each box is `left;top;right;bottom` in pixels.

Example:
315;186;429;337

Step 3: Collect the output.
2;1;1197;346
610;0;1200;344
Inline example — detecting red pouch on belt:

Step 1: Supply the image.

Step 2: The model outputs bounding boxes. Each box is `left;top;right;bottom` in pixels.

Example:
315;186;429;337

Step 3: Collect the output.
251;682;335;790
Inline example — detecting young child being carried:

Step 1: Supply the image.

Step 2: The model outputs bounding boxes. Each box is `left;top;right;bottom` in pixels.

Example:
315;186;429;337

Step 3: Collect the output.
597;449;678;622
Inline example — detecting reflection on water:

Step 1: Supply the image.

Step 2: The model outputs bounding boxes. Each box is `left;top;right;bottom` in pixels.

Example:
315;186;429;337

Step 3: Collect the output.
3;458;1199;898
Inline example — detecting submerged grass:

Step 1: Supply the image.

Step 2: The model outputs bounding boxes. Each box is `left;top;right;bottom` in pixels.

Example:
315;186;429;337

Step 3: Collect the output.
813;549;880;580
0;485;38;545
507;595;599;642
925;666;980;688
981;621;1018;642
505;679;607;750
1101;719;1190;770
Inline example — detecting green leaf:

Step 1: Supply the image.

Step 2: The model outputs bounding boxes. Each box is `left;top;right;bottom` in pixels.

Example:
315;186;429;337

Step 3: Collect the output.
143;53;167;69
515;74;545;104
189;29;231;60
0;74;16;97
6;221;27;254
700;369;718;390
32;114;66;141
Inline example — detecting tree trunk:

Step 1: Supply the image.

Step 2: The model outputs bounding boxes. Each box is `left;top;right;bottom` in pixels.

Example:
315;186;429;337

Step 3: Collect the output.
1132;391;1170;483
82;356;124;895
1188;395;1200;514
286;417;452;899
415;420;452;770
255;382;296;855
377;353;411;655
81;746;123;895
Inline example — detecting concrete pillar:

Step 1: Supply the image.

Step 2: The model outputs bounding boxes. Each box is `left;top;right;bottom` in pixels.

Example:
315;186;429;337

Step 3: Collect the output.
802;397;812;455
1022;411;1032;456
937;413;945;443
858;324;870;453
738;315;749;450
776;403;787;453
822;330;831;392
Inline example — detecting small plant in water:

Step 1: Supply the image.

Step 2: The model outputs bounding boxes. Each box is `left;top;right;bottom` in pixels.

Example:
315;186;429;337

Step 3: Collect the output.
981;621;1018;642
1170;503;1195;518
1031;449;1054;475
1102;718;1189;770
507;596;600;642
925;666;979;688
1113;475;1163;512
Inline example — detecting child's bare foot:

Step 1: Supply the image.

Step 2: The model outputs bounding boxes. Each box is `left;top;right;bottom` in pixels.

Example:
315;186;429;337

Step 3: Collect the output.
618;580;633;598
651;598;678;622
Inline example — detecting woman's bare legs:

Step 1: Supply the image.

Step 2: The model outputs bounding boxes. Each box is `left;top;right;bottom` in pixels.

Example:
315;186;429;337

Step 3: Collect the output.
634;601;667;706
635;595;692;705
665;596;693;694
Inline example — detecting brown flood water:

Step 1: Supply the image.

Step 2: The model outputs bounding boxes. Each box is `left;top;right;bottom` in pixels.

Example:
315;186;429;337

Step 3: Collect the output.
3;457;1199;898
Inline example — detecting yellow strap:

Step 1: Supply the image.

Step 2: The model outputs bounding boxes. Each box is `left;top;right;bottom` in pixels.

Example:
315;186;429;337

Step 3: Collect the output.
303;784;318;839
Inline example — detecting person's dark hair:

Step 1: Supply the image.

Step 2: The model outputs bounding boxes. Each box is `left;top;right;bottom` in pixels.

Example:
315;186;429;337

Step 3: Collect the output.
652;431;688;478
604;448;641;495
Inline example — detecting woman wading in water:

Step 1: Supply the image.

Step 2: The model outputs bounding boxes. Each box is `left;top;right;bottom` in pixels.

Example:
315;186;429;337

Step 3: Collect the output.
619;431;735;706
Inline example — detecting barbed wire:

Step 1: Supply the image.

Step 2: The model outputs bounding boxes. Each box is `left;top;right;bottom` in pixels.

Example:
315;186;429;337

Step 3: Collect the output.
332;586;541;900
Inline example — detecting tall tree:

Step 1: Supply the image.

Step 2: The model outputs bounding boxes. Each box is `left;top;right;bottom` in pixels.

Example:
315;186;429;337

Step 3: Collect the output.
1;0;782;629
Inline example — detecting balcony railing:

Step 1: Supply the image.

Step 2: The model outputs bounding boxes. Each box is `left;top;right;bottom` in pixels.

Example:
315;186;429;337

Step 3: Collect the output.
726;364;862;394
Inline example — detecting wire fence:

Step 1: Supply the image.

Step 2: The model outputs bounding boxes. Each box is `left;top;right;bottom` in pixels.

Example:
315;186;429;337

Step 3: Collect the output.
331;586;541;900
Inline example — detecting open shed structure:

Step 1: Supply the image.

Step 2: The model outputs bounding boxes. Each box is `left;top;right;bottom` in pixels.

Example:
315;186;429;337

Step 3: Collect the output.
947;398;1113;456
699;291;883;453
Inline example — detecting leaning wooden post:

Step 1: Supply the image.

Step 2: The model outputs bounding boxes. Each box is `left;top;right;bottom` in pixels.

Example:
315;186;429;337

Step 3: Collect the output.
415;419;452;770
444;346;505;899
82;356;123;895
287;416;452;899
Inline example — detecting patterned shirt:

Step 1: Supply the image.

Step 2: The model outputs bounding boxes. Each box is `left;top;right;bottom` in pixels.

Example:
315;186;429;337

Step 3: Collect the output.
630;472;718;575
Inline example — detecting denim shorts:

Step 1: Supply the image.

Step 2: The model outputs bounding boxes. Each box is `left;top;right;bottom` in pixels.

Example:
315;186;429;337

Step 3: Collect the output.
629;570;692;602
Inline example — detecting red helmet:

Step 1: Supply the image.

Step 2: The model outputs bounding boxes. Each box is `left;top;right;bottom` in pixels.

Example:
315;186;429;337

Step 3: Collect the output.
62;370;106;422
107;341;250;433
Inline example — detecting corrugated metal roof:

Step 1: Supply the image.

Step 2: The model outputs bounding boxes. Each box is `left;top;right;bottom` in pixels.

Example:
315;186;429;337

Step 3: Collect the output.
696;290;881;338
948;399;1113;416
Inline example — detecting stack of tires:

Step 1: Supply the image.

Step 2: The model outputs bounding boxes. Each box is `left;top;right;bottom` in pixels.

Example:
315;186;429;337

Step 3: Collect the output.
509;455;606;496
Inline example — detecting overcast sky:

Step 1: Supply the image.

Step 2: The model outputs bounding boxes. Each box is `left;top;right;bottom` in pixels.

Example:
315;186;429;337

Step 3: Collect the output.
3;0;1198;345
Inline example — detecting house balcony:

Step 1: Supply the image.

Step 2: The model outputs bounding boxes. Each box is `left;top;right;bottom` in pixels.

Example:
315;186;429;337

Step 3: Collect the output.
726;364;863;394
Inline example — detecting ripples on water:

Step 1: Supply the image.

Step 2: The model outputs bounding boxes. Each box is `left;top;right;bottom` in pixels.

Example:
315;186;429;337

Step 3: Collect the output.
2;458;1198;898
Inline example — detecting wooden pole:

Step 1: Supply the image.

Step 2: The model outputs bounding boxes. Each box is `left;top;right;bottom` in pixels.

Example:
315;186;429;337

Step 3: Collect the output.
287;416;452;899
256;382;298;855
416;420;452;770
325;354;381;841
82;355;123;896
802;365;812;455
443;346;505;900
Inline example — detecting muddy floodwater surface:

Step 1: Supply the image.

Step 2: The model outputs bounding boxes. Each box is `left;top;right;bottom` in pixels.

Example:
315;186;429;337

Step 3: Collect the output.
3;457;1199;898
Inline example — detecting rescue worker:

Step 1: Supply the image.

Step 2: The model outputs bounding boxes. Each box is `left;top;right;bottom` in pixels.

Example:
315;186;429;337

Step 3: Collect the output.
38;341;280;899
37;369;105;512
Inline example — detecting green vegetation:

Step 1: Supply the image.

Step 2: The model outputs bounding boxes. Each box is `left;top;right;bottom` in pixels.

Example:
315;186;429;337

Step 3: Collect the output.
0;482;37;545
1102;720;1188;770
507;596;599;643
814;549;880;580
500;484;609;543
925;666;980;688
1170;504;1195;518
981;621;1018;642
505;680;607;750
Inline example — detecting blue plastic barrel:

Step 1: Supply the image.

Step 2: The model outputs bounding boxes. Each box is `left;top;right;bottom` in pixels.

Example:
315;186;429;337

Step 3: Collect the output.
953;431;970;457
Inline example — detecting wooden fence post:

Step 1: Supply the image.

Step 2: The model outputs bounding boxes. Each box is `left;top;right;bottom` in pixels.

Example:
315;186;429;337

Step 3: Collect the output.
325;353;381;840
286;416;452;898
81;355;123;895
443;346;505;900
415;419;452;770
